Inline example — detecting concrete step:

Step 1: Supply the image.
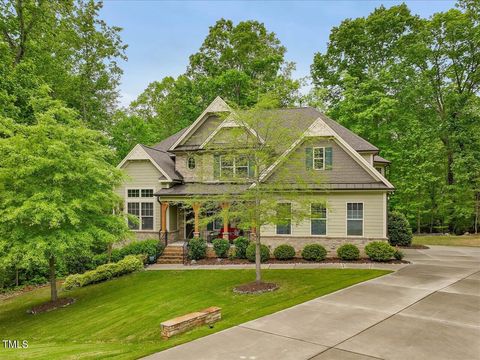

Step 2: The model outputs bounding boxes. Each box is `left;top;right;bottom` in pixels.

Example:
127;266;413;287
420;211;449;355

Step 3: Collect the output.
159;255;183;260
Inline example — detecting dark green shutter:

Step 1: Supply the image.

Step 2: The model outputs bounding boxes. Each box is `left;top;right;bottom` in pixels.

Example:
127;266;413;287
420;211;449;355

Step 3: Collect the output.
325;147;333;169
305;147;313;170
214;154;221;179
248;158;255;178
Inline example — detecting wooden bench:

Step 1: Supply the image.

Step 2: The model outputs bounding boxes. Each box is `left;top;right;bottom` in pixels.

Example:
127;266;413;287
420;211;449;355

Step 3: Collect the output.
160;306;221;339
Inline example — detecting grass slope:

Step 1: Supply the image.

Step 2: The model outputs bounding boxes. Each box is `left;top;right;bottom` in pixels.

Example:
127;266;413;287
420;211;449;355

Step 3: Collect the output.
0;269;389;359
413;234;480;247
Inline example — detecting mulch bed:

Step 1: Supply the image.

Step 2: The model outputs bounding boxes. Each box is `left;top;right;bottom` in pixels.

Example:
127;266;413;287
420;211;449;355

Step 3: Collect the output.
189;258;409;265
233;281;279;294
28;298;75;315
399;245;430;249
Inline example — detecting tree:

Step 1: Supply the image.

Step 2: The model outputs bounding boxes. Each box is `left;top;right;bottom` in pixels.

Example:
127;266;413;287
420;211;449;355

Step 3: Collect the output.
0;88;129;301
186;95;323;283
310;1;480;233
125;18;301;151
0;0;126;130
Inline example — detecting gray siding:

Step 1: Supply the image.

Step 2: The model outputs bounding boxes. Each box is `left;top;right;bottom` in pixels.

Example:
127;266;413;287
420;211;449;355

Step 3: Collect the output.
183;115;223;146
261;192;387;238
268;138;377;184
116;160;163;232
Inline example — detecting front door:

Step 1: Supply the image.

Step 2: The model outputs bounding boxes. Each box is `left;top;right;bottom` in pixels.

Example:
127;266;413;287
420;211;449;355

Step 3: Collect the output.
185;208;195;239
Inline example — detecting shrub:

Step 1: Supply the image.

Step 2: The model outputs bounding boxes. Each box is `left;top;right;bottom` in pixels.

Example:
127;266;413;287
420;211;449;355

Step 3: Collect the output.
301;244;327;261
120;239;164;264
337;244;360;261
233;236;250;259
273;244;296;260
92;253;108;267
394;249;405;261
388;211;413;247
62;255;143;290
365;241;395;261
188;238;207;260
212;238;230;258
246;243;270;262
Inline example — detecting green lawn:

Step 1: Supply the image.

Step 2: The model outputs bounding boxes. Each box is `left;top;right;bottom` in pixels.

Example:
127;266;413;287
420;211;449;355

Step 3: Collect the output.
0;269;388;359
413;234;480;247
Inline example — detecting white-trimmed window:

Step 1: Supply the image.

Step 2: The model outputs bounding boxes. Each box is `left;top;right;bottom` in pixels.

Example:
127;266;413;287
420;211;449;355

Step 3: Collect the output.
220;156;249;178
187;156;196;170
311;203;327;235
313;147;325;170
276;203;292;235
347;202;363;236
127;188;154;230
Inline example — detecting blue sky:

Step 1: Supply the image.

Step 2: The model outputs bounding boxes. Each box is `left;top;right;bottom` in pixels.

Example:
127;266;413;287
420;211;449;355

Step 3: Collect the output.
101;0;457;106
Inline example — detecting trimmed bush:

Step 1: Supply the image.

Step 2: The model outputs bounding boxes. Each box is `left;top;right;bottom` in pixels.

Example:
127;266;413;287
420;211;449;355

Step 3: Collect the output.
273;244;296;260
388;211;413;247
365;241;395;262
302;244;327;261
233;236;250;259
92;253;109;267
212;238;230;258
62;255;143;290
120;239;164;264
394;249;405;261
246;243;270;263
337;244;360;261
188;238;207;260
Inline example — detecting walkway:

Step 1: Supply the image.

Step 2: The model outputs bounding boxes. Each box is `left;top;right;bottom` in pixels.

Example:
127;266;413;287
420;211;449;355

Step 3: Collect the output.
144;246;480;360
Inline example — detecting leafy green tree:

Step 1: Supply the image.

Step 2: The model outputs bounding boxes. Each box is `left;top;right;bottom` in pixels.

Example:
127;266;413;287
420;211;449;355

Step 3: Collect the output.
186;95;323;283
0;88;129;301
310;1;480;233
125;18;301;153
0;0;126;130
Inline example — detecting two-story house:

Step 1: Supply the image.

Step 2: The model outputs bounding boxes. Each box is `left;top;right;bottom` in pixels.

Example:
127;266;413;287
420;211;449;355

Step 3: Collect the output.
116;97;394;254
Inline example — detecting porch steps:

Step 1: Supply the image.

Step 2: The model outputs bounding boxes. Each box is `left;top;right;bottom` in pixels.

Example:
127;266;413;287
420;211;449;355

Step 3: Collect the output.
157;246;184;264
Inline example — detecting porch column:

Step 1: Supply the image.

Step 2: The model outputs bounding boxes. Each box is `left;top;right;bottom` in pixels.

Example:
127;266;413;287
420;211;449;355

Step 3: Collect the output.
160;202;169;243
192;202;201;238
221;202;230;240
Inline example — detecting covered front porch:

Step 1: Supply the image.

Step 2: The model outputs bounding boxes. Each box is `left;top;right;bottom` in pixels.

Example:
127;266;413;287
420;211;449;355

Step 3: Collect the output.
155;183;253;245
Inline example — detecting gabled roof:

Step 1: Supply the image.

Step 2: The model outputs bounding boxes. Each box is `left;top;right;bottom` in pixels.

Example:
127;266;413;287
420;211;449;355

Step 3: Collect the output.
153;128;188;151
140;145;182;181
373;155;391;164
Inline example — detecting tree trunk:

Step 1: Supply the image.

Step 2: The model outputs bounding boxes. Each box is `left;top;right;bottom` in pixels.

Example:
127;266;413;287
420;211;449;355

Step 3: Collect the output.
255;230;261;282
475;192;479;234
15;268;19;287
417;211;421;234
49;256;57;302
107;243;113;263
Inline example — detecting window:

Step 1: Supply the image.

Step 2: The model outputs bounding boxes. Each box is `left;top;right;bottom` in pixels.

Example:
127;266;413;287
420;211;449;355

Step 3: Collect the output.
141;189;153;197
313;147;325;170
220;156;250;178
311;203;327;235
347;203;363;236
127;202;140;230
127;189;139;198
206;210;223;231
187;156;196;170
128;188;153;198
276;203;292;235
141;202;154;230
127;189;155;230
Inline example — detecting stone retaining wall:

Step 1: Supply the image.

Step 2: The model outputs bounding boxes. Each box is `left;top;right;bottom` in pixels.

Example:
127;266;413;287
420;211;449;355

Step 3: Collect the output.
161;307;221;339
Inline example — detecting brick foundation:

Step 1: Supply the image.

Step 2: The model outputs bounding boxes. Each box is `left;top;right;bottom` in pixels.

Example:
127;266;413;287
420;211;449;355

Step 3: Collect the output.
259;236;388;256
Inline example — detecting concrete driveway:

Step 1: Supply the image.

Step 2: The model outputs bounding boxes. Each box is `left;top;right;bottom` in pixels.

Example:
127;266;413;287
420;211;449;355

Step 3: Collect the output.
144;246;480;360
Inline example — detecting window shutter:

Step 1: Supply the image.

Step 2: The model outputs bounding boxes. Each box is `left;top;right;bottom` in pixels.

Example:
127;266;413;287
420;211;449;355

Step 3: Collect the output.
214;154;221;179
325;147;333;169
248;159;255;178
305;147;313;170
